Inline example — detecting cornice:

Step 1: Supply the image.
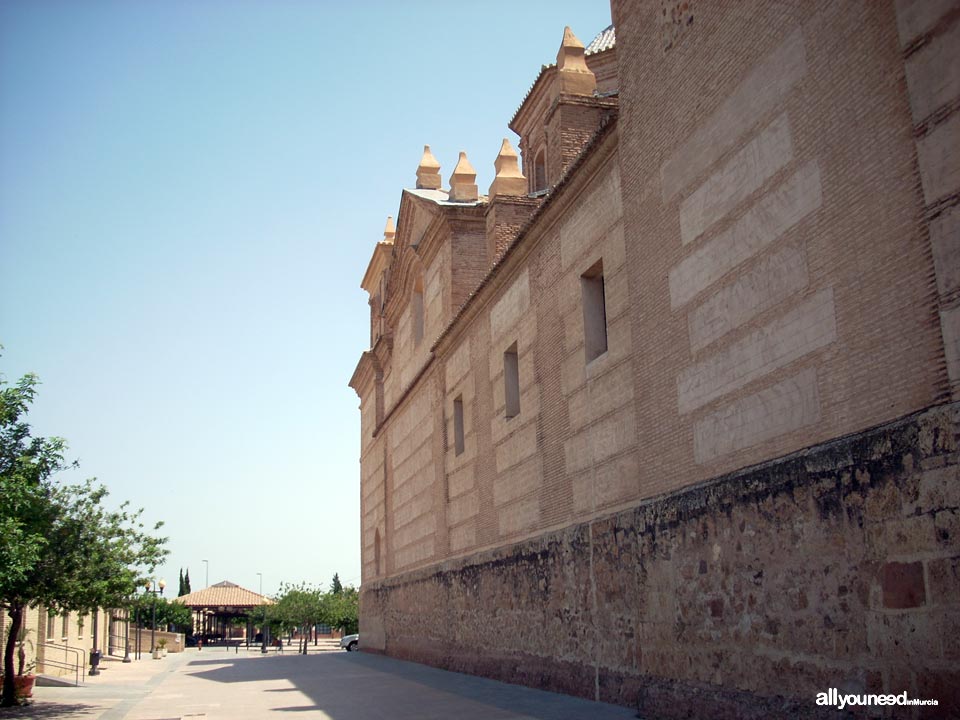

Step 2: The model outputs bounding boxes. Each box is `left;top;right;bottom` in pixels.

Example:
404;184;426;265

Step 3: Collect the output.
349;351;377;397
544;93;619;127
510;66;556;134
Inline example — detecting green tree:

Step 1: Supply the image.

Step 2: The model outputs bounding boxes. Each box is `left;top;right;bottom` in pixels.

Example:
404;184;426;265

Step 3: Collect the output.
330;573;343;595
323;586;358;635
183;568;191;595
144;596;193;632
275;583;324;654
0;370;167;706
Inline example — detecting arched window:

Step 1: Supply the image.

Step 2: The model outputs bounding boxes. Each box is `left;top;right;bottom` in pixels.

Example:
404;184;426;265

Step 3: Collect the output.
533;149;547;192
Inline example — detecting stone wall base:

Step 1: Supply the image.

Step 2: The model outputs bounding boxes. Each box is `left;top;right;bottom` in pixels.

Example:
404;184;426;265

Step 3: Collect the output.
362;404;960;719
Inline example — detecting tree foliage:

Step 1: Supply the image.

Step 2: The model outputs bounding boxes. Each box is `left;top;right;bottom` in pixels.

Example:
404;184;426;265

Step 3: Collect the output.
324;586;358;635
177;568;192;597
0;368;167;706
140;596;192;631
272;574;359;653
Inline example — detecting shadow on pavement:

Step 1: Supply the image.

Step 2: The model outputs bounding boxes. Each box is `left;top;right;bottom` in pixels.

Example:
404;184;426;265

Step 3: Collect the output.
183;651;634;720
0;701;103;718
272;708;316;713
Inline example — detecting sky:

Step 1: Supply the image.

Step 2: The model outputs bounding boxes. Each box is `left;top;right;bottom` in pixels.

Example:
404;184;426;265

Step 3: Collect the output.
0;0;613;598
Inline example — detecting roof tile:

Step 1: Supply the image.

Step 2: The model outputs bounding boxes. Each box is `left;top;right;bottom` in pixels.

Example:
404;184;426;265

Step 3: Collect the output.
173;580;273;608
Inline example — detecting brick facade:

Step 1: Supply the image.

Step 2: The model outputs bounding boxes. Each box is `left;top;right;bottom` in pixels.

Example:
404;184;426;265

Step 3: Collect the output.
350;3;960;716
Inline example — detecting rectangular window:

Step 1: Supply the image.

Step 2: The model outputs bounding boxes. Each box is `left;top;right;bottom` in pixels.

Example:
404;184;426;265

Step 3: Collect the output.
581;259;608;363
78;613;85;639
62;612;70;639
412;285;424;346
46;609;56;639
453;395;465;455
504;342;520;419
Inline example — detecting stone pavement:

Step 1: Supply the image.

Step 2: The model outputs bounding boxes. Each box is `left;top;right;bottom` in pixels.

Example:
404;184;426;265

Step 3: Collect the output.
0;643;637;720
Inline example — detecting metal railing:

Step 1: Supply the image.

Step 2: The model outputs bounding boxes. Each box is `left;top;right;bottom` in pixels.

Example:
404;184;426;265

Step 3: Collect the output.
37;641;84;687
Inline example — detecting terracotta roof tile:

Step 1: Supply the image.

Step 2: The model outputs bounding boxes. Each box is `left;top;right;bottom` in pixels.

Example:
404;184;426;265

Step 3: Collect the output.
173;581;273;608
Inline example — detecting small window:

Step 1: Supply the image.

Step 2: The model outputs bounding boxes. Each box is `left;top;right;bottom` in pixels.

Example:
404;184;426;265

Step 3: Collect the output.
533;149;547;192
374;528;382;576
78;613;86;639
453;395;465;455
62;612;70;639
412;278;424;346
46;609;56;639
504;342;520;418
581;259;608;363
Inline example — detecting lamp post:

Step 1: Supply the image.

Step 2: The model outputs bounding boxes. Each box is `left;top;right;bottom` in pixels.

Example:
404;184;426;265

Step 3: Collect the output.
253;573;263;652
134;601;140;660
260;604;269;655
145;579;166;656
89;609;100;675
123;605;131;663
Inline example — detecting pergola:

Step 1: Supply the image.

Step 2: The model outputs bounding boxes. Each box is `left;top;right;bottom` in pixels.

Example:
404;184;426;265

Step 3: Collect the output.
173;581;273;643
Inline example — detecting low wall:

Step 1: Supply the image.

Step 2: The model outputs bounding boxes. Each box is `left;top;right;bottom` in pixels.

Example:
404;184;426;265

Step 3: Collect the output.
361;404;960;718
128;628;185;654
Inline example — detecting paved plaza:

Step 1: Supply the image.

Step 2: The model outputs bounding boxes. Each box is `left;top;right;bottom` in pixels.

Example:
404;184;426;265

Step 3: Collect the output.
0;644;637;720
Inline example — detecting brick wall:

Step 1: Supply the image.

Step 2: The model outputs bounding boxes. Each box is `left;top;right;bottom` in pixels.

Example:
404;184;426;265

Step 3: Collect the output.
612;0;945;494
352;1;959;713
895;0;960;401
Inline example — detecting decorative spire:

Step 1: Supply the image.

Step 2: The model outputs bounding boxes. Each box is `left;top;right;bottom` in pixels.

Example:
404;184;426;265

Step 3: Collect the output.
449;151;479;202
555;26;596;96
383;215;396;243
488;138;527;198
416;145;442;190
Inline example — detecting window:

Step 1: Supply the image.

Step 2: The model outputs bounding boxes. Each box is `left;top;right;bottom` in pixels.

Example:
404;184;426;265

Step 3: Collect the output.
533;149;547;192
78;613;86;639
412;277;424;346
504;342;520;418
581;259;608;363
374;528;382;576
46;609;56;639
453;395;465;455
62;612;70;639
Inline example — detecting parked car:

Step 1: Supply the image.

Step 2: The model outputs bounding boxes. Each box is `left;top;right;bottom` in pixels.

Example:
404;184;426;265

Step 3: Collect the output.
340;634;358;652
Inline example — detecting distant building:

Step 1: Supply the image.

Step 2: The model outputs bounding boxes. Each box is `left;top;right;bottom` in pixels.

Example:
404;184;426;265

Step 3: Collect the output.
1;605;126;680
350;3;960;716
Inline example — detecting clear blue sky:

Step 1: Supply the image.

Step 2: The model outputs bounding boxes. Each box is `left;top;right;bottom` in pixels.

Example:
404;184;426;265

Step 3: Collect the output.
0;0;612;597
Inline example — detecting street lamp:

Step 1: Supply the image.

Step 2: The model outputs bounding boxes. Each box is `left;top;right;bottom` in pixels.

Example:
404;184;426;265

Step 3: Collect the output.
123;604;131;663
145;579;166;656
254;572;263;652
259;579;269;656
